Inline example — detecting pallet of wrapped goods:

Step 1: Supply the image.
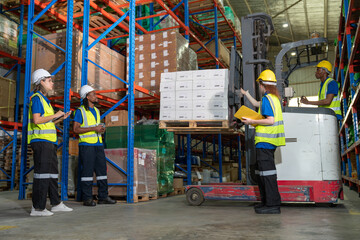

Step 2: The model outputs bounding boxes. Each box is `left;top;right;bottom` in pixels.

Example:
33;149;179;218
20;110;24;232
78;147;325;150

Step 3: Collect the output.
159;69;237;133
28;29;126;100
0;77;15;121
0;14;18;56
126;29;197;98
94;148;158;202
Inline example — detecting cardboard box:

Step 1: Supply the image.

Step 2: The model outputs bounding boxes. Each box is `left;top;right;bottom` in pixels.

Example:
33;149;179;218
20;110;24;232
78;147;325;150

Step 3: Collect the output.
173;178;184;189
176;100;193;110
105;110;129;127
176;71;193;81
176;110;193;120
192;110;209;120
160;91;176;101
161;72;177;82
68;139;79;156
160;101;176;111
176;80;193;91
192;90;227;100
159;110;176;120
208;78;228;89
160;81;176;92
0;77;15;119
176;90;193;101
208;109;228;120
193;79;208;90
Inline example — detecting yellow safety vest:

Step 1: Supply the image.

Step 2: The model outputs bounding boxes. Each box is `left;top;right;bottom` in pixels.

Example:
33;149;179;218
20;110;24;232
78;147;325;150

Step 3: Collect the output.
78;106;103;144
318;77;342;116
255;94;286;147
28;92;57;144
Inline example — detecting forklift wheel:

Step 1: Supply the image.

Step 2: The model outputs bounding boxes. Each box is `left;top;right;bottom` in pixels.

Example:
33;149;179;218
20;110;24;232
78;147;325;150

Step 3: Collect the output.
186;188;205;206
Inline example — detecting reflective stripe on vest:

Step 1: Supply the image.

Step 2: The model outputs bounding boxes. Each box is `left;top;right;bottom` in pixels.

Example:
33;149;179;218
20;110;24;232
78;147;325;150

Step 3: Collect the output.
27;92;57;144
78;106;103;144
318;77;342;116
255;94;286;147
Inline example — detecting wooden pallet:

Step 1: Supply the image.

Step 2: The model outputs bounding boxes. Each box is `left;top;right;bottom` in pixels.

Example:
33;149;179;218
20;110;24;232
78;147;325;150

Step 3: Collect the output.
160;120;228;129
159;120;237;133
168;187;185;196
133;193;158;203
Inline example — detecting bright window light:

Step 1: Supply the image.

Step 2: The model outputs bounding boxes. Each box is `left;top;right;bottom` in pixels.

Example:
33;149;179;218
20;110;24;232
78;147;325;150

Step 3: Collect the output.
282;23;289;28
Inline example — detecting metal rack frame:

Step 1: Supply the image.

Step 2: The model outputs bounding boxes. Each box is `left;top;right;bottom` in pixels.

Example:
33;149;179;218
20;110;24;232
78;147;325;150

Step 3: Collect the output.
0;3;25;191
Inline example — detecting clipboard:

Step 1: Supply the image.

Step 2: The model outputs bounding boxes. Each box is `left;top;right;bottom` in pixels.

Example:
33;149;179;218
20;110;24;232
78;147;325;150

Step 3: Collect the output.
234;106;264;126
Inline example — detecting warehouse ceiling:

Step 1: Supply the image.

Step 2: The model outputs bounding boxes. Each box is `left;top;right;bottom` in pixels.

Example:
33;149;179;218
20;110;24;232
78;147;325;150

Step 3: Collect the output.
228;0;341;46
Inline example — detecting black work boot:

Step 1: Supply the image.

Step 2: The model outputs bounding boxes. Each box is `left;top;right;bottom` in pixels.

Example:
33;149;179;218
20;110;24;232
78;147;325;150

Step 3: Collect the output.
255;206;281;214
98;196;117;204
254;202;265;209
83;199;96;207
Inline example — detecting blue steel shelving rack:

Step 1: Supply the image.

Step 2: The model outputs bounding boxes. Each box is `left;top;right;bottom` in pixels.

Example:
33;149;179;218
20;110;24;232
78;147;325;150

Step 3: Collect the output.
14;0;241;202
336;0;360;194
176;134;242;184
0;3;25;191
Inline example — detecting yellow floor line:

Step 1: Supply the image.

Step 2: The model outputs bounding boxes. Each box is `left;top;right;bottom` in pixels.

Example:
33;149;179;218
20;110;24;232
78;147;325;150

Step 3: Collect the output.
348;210;360;215
0;226;17;231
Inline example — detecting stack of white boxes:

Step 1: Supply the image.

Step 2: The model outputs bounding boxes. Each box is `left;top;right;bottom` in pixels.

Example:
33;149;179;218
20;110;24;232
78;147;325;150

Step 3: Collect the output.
160;69;228;121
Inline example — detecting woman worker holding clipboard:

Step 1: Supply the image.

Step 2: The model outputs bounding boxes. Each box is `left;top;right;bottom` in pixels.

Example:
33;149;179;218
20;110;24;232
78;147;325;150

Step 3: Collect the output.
240;69;285;214
28;69;73;216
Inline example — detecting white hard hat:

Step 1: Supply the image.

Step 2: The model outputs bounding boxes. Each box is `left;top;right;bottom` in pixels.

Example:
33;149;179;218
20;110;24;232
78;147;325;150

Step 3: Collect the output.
79;85;95;99
31;69;53;85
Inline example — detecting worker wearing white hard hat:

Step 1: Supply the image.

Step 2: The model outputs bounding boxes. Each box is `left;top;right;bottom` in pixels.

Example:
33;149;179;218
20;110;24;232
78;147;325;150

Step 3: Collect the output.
238;69;285;214
28;69;72;216
73;85;116;206
300;60;342;121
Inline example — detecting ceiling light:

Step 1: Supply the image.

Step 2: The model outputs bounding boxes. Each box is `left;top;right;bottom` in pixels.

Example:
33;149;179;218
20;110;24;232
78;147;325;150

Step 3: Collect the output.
282;23;289;28
291;52;296;56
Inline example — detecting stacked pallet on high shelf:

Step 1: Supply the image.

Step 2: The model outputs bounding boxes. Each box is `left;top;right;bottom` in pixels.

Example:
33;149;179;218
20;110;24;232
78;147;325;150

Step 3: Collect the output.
336;0;360;194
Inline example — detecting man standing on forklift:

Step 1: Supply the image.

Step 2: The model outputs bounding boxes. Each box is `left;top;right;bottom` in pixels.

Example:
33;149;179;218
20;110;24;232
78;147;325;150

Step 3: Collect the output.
240;69;285;214
300;60;342;121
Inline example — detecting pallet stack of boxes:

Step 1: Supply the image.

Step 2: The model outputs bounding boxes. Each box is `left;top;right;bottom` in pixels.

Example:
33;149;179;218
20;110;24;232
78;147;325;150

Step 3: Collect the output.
160;69;229;121
126;29;197;98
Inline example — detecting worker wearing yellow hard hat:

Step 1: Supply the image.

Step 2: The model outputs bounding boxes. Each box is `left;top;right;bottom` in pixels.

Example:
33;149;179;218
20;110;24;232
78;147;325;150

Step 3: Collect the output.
300;60;342;121
239;69;285;214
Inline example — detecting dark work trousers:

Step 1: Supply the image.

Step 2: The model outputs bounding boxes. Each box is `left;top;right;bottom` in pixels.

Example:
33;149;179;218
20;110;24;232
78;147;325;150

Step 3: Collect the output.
255;148;281;207
31;141;61;210
79;145;108;201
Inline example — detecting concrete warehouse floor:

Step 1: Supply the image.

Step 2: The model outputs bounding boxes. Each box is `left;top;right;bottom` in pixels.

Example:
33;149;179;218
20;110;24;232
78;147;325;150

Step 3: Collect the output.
1;187;360;240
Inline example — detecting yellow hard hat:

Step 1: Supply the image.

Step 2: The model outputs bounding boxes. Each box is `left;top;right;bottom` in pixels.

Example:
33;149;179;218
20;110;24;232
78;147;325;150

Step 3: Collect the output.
316;60;332;73
256;69;277;85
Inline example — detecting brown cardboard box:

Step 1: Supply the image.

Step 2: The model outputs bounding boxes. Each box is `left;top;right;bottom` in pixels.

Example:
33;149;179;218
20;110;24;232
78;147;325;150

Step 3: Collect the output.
173;178;184;189
68;139;79;156
31;30;126;99
0;77;15;119
105;110;129;127
190;39;230;67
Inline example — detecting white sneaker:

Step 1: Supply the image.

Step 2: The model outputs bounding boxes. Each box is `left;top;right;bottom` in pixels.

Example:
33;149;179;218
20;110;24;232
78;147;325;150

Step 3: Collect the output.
30;207;54;217
51;202;73;212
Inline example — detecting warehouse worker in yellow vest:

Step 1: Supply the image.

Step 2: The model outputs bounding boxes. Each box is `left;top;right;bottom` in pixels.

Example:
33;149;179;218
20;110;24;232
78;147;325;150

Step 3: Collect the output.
300;60;342;121
29;69;73;217
73;85;116;206
240;69;285;214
